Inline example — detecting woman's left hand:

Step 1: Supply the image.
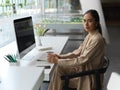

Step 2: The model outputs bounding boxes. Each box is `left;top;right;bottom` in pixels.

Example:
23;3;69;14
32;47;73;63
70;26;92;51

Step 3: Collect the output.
47;53;58;64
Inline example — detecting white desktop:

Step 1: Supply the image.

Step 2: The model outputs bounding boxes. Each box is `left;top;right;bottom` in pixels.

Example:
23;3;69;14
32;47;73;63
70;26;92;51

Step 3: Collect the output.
0;36;68;90
20;36;69;81
0;67;44;90
0;16;69;89
0;36;68;80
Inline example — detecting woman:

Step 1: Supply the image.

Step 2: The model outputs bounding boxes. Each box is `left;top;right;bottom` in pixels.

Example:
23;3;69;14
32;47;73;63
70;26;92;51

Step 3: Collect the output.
47;9;106;90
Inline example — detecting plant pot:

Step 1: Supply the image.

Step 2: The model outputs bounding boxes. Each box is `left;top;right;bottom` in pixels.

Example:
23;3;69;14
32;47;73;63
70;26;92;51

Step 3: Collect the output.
36;35;42;47
9;61;20;66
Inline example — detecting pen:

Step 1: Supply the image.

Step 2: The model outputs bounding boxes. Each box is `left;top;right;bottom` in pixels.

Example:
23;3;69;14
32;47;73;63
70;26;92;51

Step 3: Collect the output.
4;56;11;62
4;54;17;63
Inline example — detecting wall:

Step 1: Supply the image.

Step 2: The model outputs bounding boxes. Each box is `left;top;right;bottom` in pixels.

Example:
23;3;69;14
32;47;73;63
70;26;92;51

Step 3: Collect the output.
101;0;120;25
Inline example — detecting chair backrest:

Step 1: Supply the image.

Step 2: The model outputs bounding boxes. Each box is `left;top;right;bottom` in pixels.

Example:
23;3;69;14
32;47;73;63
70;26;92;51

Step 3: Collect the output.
43;29;56;36
61;56;109;90
94;56;109;90
103;56;109;70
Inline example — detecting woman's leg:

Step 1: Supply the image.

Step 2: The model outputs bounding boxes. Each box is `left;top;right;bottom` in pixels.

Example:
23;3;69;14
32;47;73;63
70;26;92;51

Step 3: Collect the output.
48;65;81;90
48;65;65;90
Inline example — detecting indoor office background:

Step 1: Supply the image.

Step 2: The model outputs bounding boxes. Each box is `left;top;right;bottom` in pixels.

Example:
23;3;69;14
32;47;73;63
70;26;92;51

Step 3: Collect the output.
0;0;120;90
0;0;82;48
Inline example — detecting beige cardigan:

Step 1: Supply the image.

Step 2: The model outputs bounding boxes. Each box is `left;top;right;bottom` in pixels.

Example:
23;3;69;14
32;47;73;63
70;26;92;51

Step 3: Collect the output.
48;30;106;90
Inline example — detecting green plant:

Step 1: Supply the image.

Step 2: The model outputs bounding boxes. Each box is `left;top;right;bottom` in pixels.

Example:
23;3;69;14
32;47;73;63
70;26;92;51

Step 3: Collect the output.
34;24;46;36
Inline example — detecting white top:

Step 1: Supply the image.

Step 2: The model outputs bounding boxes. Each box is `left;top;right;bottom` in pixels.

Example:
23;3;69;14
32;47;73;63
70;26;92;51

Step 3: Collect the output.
0;67;44;90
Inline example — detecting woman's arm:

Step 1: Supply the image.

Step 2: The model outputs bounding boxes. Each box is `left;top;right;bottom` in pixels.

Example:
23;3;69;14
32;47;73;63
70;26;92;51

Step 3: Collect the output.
57;43;83;59
56;47;82;59
47;43;83;63
57;36;106;67
56;53;75;59
47;48;81;63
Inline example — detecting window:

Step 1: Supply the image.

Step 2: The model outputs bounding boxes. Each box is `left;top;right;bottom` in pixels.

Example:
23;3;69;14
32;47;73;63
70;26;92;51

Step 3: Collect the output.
0;18;15;48
42;0;82;24
0;0;40;48
0;0;82;48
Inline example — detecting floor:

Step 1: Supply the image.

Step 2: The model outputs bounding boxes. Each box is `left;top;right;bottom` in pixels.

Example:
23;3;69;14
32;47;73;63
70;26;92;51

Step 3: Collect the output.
40;24;120;90
104;24;120;90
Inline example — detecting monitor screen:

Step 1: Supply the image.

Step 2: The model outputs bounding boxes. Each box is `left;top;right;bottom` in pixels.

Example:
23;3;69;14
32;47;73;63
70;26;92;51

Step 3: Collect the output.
13;16;35;59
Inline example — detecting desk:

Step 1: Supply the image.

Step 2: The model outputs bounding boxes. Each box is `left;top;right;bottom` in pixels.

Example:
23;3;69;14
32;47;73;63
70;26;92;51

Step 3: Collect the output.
0;36;69;82
20;36;69;81
0;67;44;90
42;36;68;81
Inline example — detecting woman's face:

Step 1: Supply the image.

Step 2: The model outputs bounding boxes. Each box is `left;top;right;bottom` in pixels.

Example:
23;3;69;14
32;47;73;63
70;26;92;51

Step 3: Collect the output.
83;13;97;33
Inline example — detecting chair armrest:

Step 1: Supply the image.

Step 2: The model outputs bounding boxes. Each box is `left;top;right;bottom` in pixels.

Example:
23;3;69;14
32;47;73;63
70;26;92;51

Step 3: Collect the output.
61;56;109;90
61;56;109;80
61;67;107;80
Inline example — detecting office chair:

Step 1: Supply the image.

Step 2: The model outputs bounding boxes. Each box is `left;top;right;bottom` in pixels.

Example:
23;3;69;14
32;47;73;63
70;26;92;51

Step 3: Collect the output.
61;56;109;90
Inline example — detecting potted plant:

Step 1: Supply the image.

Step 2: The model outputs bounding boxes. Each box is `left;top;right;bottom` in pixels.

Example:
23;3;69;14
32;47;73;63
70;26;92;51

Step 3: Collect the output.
34;24;46;46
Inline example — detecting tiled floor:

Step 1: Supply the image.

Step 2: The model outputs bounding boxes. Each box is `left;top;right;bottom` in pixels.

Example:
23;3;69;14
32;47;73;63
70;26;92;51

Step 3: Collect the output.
40;24;120;90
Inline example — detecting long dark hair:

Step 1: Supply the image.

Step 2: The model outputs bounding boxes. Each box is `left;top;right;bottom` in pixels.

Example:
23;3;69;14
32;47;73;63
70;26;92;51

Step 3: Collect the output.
84;9;102;35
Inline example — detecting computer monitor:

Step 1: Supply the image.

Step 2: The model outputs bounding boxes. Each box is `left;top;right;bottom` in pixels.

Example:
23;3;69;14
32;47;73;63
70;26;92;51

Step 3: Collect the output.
13;16;36;59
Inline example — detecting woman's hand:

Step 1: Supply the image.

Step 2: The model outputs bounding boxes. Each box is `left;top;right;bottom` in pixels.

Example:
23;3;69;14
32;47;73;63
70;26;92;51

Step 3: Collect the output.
47;53;58;64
